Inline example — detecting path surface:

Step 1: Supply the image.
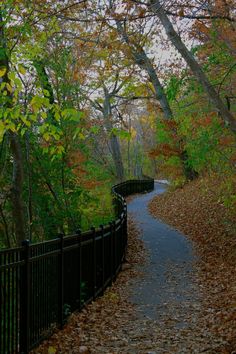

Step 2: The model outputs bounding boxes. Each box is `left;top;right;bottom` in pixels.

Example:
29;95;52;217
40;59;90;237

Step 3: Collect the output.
128;182;198;323
117;183;221;353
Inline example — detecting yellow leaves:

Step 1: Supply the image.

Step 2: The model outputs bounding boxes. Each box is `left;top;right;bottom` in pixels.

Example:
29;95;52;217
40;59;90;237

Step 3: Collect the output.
130;127;136;139
54;111;61;122
30;95;50;113
18;65;26;75
0;82;6;91
42;89;50;98
48;346;57;354
21;116;31;127
7;122;17;133
41;112;47;119
6;83;13;94
0;121;6;142
43;132;50;141
0;67;7;78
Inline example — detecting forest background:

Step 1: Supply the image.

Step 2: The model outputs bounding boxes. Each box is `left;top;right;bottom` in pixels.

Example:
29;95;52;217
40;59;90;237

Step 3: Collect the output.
0;0;235;248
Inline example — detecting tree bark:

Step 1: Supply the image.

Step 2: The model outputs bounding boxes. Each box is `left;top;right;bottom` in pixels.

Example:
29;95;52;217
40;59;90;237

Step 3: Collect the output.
116;19;199;179
116;20;173;120
33;60;55;105
103;89;125;182
149;0;236;133
33;59;58;124
0;11;26;245
9;133;26;245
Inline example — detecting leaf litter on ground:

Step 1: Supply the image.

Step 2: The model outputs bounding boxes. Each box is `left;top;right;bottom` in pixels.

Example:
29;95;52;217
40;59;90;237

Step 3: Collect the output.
149;175;236;353
32;178;236;353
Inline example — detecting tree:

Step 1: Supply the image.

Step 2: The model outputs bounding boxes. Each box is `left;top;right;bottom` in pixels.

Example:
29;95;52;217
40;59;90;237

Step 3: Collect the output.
0;9;26;245
115;20;173;120
148;0;236;133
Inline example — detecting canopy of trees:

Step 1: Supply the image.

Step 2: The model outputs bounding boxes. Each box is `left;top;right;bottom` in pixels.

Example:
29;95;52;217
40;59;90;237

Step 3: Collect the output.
0;0;235;247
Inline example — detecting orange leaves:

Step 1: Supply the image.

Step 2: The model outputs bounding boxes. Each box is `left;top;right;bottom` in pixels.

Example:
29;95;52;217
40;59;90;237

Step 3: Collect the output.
189;112;219;131
82;180;101;190
137;8;147;18
149;143;180;158
73;68;79;82
229;151;236;164
163;119;178;132
66;150;86;177
69;151;86;165
219;135;235;146
66;150;102;190
197;115;214;127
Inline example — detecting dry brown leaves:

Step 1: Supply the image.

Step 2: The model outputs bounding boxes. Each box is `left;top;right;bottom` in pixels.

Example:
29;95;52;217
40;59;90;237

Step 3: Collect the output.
31;218;145;354
32;179;236;354
149;176;236;353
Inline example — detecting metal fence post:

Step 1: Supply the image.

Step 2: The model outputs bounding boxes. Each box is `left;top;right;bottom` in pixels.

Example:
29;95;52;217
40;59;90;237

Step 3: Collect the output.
109;222;113;283
76;230;82;310
113;221;117;276
91;227;96;300
20;240;30;354
123;203;128;255
110;221;116;280
58;233;64;329
100;225;105;295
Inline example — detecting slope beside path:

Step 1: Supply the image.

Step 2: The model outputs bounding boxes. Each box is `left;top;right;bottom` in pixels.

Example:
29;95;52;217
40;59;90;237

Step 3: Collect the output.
149;178;236;353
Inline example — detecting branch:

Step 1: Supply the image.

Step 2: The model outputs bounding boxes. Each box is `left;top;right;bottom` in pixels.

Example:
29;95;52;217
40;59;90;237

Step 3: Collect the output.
114;94;155;100
166;10;236;22
217;63;236;95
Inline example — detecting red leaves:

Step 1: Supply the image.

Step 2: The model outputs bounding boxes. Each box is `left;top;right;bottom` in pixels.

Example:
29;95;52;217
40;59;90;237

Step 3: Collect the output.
219;135;235;146
149;143;180;158
198;115;213;127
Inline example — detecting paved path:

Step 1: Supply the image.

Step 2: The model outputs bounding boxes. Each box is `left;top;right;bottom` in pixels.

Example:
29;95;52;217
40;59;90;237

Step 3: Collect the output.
128;182;200;329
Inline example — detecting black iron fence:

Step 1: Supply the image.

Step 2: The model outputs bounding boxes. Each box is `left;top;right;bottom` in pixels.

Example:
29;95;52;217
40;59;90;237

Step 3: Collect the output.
0;178;154;354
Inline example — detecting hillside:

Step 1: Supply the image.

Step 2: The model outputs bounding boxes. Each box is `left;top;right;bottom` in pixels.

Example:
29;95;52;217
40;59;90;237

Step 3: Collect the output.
149;177;236;352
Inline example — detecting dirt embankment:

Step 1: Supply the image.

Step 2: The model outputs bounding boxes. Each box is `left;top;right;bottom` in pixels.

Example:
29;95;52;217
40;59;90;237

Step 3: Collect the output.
149;177;236;352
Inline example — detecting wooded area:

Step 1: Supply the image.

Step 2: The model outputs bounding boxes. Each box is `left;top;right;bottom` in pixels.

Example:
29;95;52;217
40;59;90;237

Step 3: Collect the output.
0;0;235;249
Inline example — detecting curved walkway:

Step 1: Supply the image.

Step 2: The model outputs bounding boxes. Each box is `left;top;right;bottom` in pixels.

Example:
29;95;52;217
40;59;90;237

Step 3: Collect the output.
128;182;199;323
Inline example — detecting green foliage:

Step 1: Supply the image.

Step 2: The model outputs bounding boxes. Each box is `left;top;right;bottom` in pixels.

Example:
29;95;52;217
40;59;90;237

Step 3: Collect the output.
1;0;236;248
156;121;172;143
177;112;235;175
111;127;131;140
166;76;183;102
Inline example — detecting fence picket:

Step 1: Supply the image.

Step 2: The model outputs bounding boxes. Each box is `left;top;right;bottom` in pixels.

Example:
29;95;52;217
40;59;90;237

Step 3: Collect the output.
0;178;154;354
19;240;30;354
58;234;64;329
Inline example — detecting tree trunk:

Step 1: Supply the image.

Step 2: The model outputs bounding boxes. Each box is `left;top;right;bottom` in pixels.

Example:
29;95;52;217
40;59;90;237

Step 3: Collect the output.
103;90;125;182
9;133;26;245
33;60;55;105
149;0;236;133
25;133;33;241
33;60;57;124
0;11;26;245
116;20;173;120
116;20;198;179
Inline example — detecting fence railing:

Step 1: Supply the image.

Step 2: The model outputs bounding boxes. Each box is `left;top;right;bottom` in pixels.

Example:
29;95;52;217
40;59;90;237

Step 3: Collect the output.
0;178;154;354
